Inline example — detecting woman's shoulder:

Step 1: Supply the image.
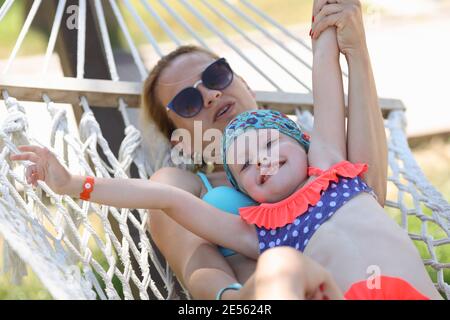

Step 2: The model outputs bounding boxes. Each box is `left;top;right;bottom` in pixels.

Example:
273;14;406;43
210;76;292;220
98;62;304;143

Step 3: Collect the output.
150;166;203;196
204;170;232;188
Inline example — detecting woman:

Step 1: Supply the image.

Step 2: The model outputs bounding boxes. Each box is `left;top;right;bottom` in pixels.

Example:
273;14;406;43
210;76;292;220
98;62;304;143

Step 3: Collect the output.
141;0;435;299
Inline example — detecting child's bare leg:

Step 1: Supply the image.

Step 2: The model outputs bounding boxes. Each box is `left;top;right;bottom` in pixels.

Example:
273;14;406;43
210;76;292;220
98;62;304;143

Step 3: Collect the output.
243;247;343;300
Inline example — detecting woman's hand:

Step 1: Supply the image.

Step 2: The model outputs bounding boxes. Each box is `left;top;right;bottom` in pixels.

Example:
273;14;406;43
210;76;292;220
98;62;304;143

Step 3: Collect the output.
312;0;367;57
303;257;344;300
10;145;72;194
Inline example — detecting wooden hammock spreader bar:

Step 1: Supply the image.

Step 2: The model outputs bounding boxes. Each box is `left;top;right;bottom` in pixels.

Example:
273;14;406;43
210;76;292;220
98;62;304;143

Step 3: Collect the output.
0;77;405;117
0;77;142;108
255;91;406;118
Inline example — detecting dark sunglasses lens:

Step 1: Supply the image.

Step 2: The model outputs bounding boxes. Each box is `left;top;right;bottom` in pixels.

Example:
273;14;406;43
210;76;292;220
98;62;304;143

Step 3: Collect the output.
172;87;203;118
203;59;233;90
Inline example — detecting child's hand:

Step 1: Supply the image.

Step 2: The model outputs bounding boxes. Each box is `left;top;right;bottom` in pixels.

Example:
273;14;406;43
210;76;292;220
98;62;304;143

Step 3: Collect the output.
10;145;72;194
311;26;340;58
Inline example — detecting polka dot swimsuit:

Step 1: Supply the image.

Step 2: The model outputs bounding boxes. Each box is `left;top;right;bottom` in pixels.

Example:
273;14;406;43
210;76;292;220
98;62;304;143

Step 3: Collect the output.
256;175;373;253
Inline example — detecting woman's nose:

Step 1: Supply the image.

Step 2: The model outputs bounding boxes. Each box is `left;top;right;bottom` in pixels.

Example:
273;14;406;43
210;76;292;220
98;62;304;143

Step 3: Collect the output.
198;85;222;108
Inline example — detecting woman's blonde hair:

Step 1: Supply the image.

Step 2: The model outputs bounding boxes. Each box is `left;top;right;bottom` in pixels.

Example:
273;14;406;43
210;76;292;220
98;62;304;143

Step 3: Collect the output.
141;45;220;139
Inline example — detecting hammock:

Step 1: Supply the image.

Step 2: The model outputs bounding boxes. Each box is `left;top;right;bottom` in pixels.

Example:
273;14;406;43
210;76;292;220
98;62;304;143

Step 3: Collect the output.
0;0;449;300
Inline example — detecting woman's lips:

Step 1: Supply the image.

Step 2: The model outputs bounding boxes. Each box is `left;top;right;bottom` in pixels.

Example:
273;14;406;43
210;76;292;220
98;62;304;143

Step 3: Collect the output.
214;102;235;122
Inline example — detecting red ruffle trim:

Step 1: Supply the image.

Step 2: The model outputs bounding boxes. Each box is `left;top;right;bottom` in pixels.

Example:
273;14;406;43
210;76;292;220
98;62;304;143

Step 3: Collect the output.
239;161;368;229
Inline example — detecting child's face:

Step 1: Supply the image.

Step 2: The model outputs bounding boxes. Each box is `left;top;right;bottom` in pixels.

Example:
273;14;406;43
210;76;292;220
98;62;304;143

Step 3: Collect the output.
227;129;308;203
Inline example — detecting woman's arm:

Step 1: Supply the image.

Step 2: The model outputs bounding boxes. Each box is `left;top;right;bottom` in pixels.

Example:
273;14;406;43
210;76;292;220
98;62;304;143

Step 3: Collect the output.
311;0;387;205
345;50;387;205
308;27;347;170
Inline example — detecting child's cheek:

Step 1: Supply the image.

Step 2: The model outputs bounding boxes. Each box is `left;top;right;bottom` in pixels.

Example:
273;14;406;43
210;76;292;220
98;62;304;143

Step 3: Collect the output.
243;180;262;203
250;187;268;204
240;176;252;194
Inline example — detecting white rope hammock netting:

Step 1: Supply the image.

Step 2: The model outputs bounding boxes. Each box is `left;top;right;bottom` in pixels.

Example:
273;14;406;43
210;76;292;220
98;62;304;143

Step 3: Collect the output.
0;0;449;300
0;91;449;299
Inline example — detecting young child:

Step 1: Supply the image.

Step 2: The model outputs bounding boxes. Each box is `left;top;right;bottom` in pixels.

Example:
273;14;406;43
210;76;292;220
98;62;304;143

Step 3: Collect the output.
219;108;433;300
10;28;440;299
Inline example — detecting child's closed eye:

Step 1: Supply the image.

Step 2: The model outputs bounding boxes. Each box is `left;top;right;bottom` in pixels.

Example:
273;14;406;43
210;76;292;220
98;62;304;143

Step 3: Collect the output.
241;160;250;172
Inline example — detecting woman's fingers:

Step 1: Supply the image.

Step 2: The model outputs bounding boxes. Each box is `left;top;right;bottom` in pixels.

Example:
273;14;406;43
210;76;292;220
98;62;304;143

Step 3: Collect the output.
312;13;340;39
322;276;345;300
312;3;344;38
314;0;360;17
302;255;344;300
313;0;329;17
314;3;344;25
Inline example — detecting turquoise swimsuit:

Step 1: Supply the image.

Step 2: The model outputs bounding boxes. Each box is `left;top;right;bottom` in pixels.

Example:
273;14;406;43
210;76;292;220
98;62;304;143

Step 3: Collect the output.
197;172;256;257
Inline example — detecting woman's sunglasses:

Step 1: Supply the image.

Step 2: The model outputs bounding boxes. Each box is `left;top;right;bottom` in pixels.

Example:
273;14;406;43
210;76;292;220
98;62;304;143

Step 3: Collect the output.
166;58;234;118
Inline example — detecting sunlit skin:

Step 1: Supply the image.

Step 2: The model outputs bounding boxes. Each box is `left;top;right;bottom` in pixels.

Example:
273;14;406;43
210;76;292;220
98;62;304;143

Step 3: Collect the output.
227;129;309;203
156;52;258;154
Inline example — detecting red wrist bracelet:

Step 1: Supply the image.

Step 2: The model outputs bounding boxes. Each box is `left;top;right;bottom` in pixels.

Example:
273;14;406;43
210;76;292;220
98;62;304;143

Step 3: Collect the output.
80;176;95;201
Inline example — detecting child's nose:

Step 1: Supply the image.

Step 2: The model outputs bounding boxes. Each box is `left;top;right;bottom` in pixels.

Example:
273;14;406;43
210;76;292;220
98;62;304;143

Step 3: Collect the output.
258;157;269;165
257;157;272;170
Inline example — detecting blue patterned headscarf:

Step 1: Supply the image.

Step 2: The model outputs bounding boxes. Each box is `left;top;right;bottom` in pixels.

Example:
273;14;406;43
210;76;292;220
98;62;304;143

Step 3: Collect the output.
222;109;310;191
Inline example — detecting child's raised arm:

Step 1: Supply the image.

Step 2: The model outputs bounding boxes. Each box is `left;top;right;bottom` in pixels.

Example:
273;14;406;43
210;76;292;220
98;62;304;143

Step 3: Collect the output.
308;27;347;170
10;145;259;259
